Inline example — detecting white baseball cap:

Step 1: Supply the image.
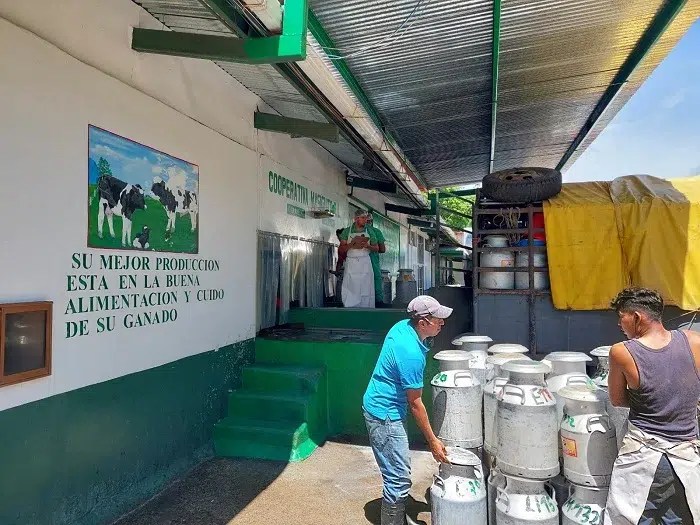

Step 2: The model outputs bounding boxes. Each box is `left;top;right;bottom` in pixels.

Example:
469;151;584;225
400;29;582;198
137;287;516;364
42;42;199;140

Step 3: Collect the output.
407;296;453;319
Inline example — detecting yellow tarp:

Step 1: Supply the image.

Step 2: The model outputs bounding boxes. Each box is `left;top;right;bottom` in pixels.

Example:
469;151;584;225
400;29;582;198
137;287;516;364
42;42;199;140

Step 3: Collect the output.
543;175;700;311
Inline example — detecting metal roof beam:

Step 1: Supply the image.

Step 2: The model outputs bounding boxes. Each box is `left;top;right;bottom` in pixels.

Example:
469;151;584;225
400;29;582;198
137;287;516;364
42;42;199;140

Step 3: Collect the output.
254;111;339;142
488;0;502;175
556;0;688;171
133;0;308;64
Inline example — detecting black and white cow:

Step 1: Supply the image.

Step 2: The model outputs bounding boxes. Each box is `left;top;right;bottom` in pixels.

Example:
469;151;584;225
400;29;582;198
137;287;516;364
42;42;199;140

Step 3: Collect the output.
133;225;150;250
96;175;146;246
151;177;198;234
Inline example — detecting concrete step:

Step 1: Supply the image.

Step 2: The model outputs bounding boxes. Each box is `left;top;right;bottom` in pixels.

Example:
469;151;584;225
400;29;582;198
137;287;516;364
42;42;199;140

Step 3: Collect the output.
214;417;311;450
241;365;323;395
214;436;317;463
287;307;406;333
227;391;311;424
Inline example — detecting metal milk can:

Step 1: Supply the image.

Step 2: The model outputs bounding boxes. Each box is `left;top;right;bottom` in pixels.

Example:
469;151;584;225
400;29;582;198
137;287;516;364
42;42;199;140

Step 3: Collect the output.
488;343;529;355
496;474;559;525
589;346;612;388
381;270;393;304
467;350;493;390
434;350;472;372
549;474;572;523
432;370;484;448
487;467;506;525
452;334;492;352
588;346;628;449
544;352;593;422
483;353;532;457
431;447;487;525
562;484;609;525
496;361;560;479
558;385;617;487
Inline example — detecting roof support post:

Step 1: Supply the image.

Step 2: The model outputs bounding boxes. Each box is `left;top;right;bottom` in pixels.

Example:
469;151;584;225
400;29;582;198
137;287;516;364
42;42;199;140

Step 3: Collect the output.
488;0;502;175
556;0;687;171
132;0;308;64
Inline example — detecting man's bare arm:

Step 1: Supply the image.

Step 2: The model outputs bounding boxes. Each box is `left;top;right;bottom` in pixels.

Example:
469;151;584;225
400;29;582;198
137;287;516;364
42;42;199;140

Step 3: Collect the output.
609;342;632;407
406;388;449;463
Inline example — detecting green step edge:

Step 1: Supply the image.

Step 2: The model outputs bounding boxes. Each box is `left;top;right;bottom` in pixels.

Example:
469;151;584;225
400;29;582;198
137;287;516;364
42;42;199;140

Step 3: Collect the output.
214;417;311;449
214;437;318;462
227;391;311;422
242;365;323;395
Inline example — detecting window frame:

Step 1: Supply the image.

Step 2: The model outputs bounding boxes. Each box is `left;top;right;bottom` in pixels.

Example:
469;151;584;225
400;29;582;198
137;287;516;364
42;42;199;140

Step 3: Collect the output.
0;301;53;387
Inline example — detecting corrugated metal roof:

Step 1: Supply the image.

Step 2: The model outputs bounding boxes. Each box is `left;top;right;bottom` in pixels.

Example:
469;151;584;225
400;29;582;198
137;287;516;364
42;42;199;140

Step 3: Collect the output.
134;0;699;191
311;0;700;186
133;0;398;200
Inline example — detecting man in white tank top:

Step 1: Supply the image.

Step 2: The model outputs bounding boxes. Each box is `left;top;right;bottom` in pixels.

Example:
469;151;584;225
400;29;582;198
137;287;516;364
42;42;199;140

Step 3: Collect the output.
606;287;700;524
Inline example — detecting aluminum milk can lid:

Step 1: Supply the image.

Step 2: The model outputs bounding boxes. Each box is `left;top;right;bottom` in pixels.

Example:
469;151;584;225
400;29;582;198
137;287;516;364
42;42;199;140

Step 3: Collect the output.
558;383;607;403
544;351;592;363
590;346;612;357
452;333;493;345
501;359;550;375
486;353;532;367
434;349;470;360
488;343;529;354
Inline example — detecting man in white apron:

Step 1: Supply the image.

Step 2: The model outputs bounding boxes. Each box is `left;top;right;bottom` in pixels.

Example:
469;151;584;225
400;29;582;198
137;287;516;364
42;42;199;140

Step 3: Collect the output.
605;287;700;524
339;209;378;308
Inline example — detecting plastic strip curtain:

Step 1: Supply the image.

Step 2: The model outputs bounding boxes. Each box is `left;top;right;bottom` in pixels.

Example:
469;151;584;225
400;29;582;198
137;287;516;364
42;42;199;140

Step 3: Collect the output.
279;237;293;324
258;233;281;329
258;231;336;327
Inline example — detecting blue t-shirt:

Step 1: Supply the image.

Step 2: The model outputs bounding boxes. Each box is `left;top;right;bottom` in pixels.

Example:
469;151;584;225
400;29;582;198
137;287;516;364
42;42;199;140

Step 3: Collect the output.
363;319;428;420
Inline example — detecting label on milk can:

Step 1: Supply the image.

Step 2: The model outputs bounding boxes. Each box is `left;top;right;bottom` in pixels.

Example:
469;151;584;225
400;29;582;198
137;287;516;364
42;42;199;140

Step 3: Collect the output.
562;436;578;457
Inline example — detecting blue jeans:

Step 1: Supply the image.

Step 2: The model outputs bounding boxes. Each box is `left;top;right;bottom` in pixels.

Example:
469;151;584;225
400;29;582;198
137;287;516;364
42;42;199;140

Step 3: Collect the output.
363;408;411;505
639;455;693;525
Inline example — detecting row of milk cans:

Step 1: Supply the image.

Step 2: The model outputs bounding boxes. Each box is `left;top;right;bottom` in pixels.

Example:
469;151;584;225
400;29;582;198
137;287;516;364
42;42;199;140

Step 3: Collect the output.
429;335;624;525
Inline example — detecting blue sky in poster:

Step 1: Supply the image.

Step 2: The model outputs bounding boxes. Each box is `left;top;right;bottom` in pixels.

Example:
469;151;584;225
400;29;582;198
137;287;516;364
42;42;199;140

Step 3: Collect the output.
88;126;198;193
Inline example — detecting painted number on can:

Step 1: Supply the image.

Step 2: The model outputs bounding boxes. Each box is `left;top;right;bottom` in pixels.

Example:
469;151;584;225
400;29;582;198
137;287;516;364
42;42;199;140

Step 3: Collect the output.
564;414;576;428
565;498;600;525
562;436;578;457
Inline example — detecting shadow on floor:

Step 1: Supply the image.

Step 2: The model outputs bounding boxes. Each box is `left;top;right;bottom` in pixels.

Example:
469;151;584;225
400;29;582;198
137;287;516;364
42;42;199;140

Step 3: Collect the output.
113;457;286;525
364;496;429;525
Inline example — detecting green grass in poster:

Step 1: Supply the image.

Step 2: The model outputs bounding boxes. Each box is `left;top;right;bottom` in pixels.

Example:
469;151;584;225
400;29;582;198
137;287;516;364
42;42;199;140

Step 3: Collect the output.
88;185;198;254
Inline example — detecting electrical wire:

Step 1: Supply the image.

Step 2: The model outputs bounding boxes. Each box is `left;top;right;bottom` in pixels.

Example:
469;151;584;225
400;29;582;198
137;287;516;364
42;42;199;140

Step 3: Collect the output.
322;0;432;61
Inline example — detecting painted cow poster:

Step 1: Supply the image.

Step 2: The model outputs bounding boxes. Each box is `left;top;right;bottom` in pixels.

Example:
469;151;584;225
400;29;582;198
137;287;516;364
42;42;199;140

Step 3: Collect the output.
87;125;199;254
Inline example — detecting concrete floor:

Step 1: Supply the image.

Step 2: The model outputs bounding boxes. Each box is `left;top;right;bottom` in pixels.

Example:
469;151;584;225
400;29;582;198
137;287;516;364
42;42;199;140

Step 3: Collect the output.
114;441;436;525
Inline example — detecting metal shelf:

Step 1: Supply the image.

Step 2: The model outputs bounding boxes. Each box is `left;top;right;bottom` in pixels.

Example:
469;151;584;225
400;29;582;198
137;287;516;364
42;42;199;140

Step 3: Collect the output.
472;190;548;353
475;206;543;215
475;246;547;253
475;289;551;296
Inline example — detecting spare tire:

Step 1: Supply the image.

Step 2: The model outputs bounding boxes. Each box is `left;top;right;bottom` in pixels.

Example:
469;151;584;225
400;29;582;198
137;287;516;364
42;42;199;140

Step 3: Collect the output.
482;167;562;203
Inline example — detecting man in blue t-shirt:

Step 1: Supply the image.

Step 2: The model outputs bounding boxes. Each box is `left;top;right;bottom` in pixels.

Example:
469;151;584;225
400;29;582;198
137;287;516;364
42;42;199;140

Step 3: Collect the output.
362;296;453;525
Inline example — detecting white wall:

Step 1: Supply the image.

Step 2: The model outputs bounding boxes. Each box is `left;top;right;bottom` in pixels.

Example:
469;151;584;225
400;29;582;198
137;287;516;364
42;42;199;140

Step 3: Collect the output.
0;0;355;412
0;0;429;411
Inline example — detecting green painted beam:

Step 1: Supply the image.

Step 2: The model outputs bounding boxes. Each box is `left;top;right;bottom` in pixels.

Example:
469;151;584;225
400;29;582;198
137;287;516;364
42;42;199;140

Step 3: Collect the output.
488;0;502;175
254;111;339;142
556;0;687;171
346;175;397;193
133;0;308;64
131;29;305;64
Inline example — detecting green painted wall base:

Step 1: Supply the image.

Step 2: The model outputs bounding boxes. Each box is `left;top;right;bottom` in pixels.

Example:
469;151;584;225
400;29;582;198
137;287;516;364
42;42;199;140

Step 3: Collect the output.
288;307;407;332
0;340;254;525
254;337;437;443
214;365;328;462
